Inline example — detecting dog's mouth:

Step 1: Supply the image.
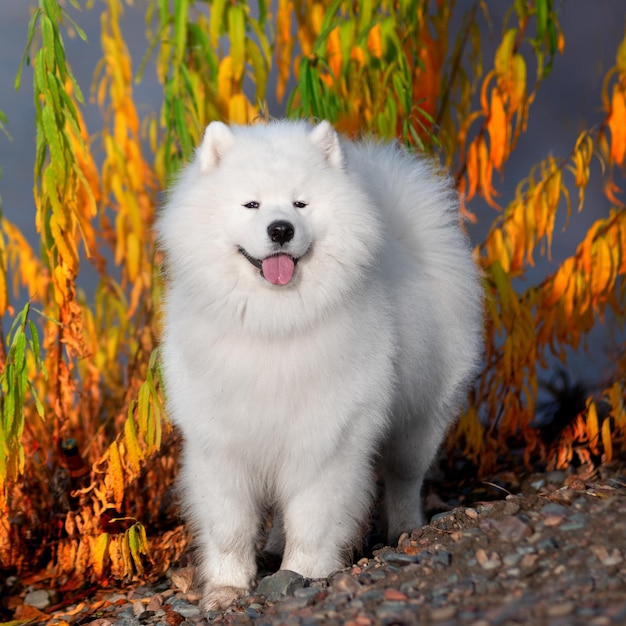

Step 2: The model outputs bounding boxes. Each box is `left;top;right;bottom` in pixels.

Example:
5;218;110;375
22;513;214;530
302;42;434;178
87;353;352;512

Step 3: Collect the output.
239;248;299;286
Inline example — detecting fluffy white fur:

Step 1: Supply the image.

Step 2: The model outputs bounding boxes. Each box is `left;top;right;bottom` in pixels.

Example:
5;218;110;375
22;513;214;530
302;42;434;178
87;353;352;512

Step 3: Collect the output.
157;119;483;611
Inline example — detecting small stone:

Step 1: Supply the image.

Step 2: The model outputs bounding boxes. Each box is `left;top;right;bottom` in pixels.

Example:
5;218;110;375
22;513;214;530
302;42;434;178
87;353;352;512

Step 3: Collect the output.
536;537;558;551
396;531;409;546
332;573;361;594
465;508;479;519
432;551;452;567
383;588;408;601
24;589;51;610
502;500;520;516
147;595;163;612
475;548;501;570
107;593;129;604
168;598;201;618
545;601;574;617
257;569;305;600
430;511;453;524
430;606;456;621
381;551;421;565
503;553;521;567
132;600;146;616
113;619;140;626
293;587;321;599
480;516;532;541
540;502;569;516
560;520;585;532
546;470;567;484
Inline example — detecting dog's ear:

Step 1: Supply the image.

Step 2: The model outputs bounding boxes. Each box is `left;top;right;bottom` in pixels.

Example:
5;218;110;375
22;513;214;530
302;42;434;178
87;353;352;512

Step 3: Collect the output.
198;121;235;172
309;120;344;169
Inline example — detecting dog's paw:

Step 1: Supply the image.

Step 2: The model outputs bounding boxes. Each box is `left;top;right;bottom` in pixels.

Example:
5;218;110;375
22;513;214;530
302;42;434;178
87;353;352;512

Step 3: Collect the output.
201;585;249;612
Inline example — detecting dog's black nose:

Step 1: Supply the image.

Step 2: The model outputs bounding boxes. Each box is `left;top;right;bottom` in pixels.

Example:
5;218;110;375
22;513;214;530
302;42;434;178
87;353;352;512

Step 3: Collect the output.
267;221;295;245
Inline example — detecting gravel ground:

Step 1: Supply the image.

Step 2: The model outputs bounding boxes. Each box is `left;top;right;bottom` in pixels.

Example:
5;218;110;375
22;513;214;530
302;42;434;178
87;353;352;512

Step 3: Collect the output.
8;468;626;626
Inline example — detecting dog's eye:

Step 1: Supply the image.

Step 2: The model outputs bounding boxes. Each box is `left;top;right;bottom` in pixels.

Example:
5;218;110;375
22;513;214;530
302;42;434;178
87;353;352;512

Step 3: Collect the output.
243;201;260;209
293;201;307;208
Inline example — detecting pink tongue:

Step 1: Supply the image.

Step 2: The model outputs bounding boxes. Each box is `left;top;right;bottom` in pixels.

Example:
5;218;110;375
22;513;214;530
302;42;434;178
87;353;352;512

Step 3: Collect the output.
262;254;295;285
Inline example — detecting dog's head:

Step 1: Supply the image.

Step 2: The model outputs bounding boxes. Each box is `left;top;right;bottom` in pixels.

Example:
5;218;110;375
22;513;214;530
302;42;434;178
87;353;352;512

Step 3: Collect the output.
157;120;382;333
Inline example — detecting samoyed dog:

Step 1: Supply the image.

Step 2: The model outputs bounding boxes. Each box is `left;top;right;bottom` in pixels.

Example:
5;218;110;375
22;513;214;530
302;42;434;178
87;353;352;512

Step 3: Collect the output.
157;119;483;610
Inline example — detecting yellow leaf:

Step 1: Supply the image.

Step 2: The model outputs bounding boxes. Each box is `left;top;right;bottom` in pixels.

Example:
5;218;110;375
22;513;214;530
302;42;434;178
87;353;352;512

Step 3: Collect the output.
591;236;614;302
124;414;143;474
487;228;510;272
91;532;110;578
510;54;527;111
228;93;249;124
494;29;516;80
107;441;124;511
126;231;140;282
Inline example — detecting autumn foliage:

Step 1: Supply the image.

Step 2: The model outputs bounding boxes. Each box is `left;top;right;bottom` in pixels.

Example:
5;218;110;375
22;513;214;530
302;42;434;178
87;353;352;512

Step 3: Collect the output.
0;0;624;585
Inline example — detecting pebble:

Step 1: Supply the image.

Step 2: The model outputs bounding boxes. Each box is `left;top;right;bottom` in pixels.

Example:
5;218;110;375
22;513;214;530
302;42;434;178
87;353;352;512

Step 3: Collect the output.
430;605;456;621
132;601;145;616
15;474;626;626
332;573;361;594
380;551;421;565
256;569;306;600
432;550;452;566
24;589;51;609
480;516;533;541
540;503;569;517
167;599;201;618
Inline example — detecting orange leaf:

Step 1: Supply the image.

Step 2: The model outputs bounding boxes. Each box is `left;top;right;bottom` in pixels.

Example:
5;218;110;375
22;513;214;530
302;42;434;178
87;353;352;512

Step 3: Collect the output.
546;258;573;307
367;22;383;58
608;86;626;165
327;27;342;77
466;140;479;201
217;57;233;104
587;400;599;448
487;88;507;171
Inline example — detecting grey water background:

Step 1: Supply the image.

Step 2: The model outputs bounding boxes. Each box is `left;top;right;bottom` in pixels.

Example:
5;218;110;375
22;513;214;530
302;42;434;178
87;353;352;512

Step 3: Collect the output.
0;1;624;407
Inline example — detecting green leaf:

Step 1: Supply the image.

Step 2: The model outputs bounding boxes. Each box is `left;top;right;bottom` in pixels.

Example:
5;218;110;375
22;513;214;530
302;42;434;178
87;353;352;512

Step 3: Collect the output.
536;0;547;40
15;8;42;92
41;105;66;184
173;0;189;66
40;15;57;73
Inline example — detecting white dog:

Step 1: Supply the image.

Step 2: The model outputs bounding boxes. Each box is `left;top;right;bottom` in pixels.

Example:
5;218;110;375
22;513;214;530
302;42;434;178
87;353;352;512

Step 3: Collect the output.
157;119;483;610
